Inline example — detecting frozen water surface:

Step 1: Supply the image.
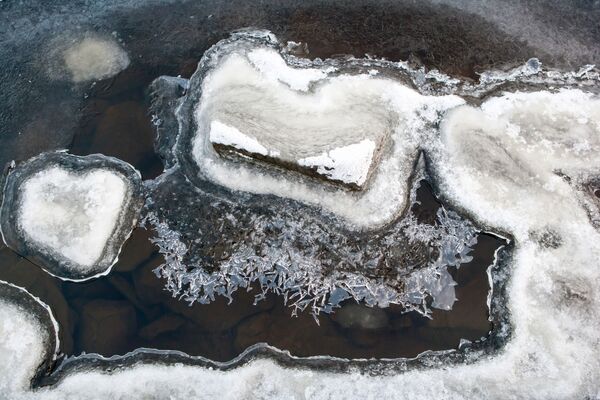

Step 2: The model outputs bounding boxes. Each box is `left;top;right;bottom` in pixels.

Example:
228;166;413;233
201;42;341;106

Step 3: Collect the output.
0;0;599;398
1;152;144;281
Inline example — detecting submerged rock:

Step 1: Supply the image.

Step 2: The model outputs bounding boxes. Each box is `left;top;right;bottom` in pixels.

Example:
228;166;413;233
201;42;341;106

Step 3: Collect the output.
77;299;137;355
333;303;389;330
0;151;144;281
62;35;130;83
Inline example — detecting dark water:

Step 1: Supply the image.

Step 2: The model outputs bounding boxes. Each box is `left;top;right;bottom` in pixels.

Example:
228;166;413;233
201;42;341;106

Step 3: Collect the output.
0;181;503;362
0;61;505;358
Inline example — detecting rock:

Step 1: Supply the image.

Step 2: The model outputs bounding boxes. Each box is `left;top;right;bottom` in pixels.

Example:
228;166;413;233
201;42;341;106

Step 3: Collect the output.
233;309;343;357
139;314;186;341
332;303;389;330
163;287;275;333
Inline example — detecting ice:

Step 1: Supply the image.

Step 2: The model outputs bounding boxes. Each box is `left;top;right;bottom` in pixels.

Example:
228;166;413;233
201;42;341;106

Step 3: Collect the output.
169;33;464;226
62;35;130;82
20;167;126;267
0;152;144;281
0;300;48;393
18;85;593;400
1;31;600;400
246;47;330;91
0;282;57;394
333;303;389;330
144;169;479;318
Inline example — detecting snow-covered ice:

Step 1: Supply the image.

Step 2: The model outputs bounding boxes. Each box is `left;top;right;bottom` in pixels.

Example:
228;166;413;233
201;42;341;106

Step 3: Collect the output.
0;152;144;281
171;32;464;226
0;29;599;400
19;167;126;267
209;120;269;156
297;139;377;188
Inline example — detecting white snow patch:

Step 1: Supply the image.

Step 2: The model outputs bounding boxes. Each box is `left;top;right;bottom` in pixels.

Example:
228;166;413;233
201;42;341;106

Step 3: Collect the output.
0;300;47;394
297;139;376;186
18;167;127;268
63;36;129;82
247;47;329;91
209;120;269;156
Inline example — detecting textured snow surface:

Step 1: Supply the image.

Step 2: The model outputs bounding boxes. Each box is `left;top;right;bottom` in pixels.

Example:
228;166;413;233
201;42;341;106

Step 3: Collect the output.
18;167;127;268
0;300;48;394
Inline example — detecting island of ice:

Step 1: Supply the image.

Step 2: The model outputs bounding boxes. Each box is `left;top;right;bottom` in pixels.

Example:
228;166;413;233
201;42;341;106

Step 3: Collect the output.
167;32;464;226
0;152;144;281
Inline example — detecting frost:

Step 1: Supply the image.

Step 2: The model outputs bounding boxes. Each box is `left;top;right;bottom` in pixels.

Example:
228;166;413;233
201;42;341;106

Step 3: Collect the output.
144;181;478;319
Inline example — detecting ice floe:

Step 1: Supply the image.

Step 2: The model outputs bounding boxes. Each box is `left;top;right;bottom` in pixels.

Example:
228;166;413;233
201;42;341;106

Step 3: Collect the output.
1;152;144;281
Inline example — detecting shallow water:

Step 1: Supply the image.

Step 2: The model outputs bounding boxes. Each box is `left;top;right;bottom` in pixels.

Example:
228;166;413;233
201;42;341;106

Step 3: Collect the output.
0;173;503;362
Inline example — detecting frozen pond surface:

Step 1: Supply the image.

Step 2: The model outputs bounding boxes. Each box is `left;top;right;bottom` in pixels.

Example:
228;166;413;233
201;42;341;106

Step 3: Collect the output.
0;0;599;399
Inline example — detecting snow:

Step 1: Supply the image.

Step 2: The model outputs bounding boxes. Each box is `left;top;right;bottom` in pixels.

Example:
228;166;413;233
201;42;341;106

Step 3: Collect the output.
18;167;127;268
62;36;130;82
297;139;377;187
0;299;48;394
247;47;329;91
209;120;269;156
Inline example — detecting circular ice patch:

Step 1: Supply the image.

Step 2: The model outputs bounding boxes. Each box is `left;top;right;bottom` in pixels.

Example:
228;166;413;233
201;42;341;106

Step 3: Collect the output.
63;36;130;82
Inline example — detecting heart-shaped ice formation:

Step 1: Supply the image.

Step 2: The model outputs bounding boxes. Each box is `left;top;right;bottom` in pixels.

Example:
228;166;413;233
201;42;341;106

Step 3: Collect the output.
19;167;126;267
0;152;144;281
